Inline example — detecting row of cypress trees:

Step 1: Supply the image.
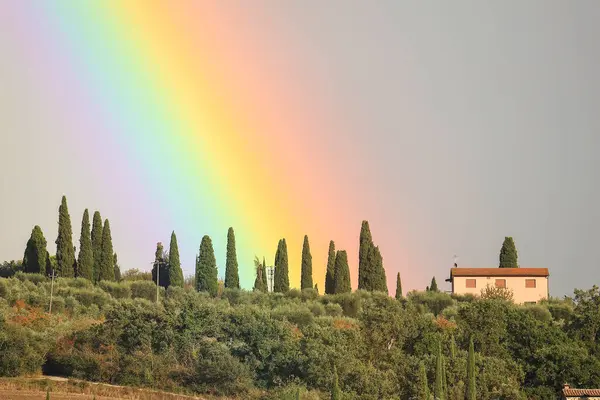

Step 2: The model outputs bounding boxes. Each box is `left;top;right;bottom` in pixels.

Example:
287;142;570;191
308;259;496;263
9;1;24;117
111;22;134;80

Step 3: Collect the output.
250;220;394;296
22;196;119;282
151;231;185;289
417;336;476;400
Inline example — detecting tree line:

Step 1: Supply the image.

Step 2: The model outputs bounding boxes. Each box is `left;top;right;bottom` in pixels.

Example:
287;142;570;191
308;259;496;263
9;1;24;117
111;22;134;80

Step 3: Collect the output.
22;196;120;282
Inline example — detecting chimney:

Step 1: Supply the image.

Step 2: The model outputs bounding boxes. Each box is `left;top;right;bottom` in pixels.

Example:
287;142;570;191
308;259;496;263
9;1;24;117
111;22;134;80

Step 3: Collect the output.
563;383;570;389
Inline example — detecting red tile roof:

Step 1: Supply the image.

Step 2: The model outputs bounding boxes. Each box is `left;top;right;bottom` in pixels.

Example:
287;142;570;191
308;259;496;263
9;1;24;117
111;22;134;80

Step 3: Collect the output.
450;268;549;278
563;387;600;397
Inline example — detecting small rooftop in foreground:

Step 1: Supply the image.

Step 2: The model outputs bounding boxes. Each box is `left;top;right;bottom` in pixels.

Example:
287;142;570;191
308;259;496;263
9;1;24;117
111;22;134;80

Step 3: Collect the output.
562;384;600;398
449;268;549;278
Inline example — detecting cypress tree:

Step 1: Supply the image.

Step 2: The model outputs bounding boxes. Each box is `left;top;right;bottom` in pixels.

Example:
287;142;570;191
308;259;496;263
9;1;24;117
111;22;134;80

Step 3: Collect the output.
358;220;374;290
23;226;48;274
253;257;266;292
314;283;319;294
152;242;168;287
333;250;351;294
325;240;336;295
499;236;518;268
196;235;218;295
331;365;342;400
91;211;103;282
261;256;268;289
435;342;445;400
77;209;93;280
113;253;121;281
224;227;240;289
300;235;313;290
430;277;438;292
97;219;115;281
168;231;184;288
417;362;430;400
395;272;402;299
273;239;289;292
55;195;75;277
450;335;456;359
372;246;388;293
466;337;476;400
442;353;447;400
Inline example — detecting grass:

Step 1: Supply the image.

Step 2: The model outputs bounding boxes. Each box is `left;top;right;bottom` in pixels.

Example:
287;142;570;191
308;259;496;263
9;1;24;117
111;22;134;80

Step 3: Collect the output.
0;377;210;400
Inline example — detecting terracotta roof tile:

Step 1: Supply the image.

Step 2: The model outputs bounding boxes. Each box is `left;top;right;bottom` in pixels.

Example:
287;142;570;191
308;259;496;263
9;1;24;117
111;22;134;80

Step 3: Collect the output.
563;388;600;396
450;268;549;278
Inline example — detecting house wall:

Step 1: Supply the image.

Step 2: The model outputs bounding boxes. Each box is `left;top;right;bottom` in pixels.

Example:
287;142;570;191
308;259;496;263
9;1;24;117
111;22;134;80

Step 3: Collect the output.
565;397;600;400
452;275;548;304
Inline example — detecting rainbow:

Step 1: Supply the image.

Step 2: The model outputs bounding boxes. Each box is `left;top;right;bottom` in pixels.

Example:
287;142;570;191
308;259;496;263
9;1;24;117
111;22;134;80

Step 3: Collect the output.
3;2;416;291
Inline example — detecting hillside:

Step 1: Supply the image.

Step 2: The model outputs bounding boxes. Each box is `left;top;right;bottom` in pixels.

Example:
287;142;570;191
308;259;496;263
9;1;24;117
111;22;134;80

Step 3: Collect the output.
1;273;600;399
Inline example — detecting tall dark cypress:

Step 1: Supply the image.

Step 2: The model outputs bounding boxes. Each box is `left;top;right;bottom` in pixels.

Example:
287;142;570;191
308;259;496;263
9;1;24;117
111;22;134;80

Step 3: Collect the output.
91;211;103;282
113;253;121;281
77;209;93;280
325;240;336;295
300;235;313;290
466;337;476;400
333;250;351;294
331;365;342;400
55;195;75;277
224;227;240;289
97;219;114;281
499;236;518;268
261;256;268;289
358;220;373;290
196;235;218;295
23;226;48;274
253;257;267;292
435;342;445;400
273;239;289;292
429;276;439;292
417;362;429;400
372;246;388;293
169;231;184;288
152;242;169;287
395;272;402;299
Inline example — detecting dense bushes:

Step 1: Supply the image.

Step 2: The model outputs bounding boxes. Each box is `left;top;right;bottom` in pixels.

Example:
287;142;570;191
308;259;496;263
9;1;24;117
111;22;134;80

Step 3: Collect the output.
1;276;600;399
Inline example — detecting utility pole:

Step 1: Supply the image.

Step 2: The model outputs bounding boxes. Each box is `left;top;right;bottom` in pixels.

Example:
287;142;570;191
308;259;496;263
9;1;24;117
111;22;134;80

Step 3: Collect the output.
268;266;275;292
48;269;56;314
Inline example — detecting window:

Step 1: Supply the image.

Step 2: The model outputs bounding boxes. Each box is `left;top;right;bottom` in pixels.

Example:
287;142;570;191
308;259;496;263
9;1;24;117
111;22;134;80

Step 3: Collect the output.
524;301;536;305
466;279;476;288
525;279;536;288
495;279;506;288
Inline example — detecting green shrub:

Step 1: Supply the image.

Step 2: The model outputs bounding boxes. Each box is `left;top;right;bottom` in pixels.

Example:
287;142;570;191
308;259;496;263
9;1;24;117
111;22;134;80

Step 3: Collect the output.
130;281;158;302
14;271;47;284
99;281;131;299
324;302;343;317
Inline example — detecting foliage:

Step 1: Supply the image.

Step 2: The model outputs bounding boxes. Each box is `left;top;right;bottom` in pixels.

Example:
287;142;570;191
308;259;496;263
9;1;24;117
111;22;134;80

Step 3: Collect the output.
1;274;600;399
333;251;351;294
480;285;514;301
358;221;387;294
113;253;121;282
76;209;93;280
273;239;289;293
195;235;218;296
395;272;402;299
253;257;267;292
151;242;169;287
224;228;240;289
168;232;184;288
121;269;152;281
466;336;475;400
429;277;439;292
97;220;114;282
55;196;75;278
499;236;518;268
325;241;336;295
300;235;313;290
23;226;48;275
90;211;103;282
